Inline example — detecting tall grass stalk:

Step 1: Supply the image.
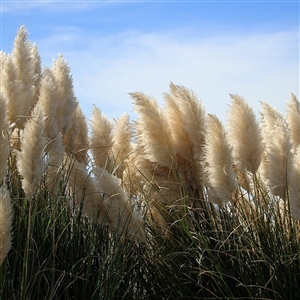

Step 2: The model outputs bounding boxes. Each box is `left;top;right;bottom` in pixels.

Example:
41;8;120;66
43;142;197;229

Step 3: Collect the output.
1;25;299;300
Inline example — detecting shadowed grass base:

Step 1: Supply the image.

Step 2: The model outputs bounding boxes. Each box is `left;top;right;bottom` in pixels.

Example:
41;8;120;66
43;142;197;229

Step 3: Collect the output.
1;177;299;299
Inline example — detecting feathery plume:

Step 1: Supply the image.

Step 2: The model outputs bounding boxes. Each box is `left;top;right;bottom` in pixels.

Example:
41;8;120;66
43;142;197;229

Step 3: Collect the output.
169;83;206;165
0;51;6;91
38;68;58;139
38;68;65;192
1;53;26;129
164;89;193;163
70;105;90;165
51;54;78;136
17;103;48;199
46;132;65;194
286;93;300;152
227;94;264;174
260;103;292;198
0;186;12;266
90;106;114;171
31;43;42;108
167;83;206;200
112;113;132;178
93;167;146;242
11;25;35;126
289;146;300;220
203;114;237;206
266;118;292;199
131;91;175;169
65;157;106;222
0;93;10;182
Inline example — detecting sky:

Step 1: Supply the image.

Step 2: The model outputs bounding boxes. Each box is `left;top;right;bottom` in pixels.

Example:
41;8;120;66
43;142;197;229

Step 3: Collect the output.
1;0;299;123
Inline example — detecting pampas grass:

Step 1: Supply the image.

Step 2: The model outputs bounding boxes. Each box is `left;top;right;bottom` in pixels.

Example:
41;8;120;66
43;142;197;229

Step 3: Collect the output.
227;94;264;174
1;25;300;300
11;25;36;127
90;106;114;171
1;53;25;129
31;43;42;107
260;102;292;199
131;91;176;169
112;113;132;179
0;93;10;182
93;167;146;242
289;146;300;220
203;114;237;206
66;105;90;165
286;93;300;151
51;54;78;137
65;156;107;222
0;186;12;266
17;103;48;199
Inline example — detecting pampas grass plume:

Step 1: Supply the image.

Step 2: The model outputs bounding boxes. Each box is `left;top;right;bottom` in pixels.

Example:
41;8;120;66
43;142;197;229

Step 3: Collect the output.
260;103;292;198
65;157;106;222
90;106;114;171
112;113;132;178
70;105;90;165
286;93;300;151
93;167;146;242
17;103;48;199
227;94;263;174
1;53;26;129
164;89;193;163
0;93;10;182
51;54;78;136
169;83;206;164
0;186;12;266
289;146;300;220
11;25;35;124
131;91;175;169
203;114;237;205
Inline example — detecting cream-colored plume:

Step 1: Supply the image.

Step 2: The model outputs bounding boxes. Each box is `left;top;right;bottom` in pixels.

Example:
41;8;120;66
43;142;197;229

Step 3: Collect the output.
65;157;107;222
203;114;237;206
168;83;206;164
164;87;193;163
286;93;300;152
260;102;292;199
289;146;300;220
51;54;78;137
0;93;10;182
90;106;114;171
38;68;58;139
93;167;146;242
0;53;25;129
17;103;48;199
11;25;36;127
227;94;264;174
112;113;132;179
31;43;42;108
67;105;90;165
131;92;175;169
167;83;206;194
0;186;12;266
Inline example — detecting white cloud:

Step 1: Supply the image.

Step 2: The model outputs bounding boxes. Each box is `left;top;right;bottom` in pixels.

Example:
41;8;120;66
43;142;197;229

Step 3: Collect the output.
35;27;299;122
1;1;101;12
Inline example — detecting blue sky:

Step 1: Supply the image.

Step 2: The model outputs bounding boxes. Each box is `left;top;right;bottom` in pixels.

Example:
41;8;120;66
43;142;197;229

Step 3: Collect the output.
1;1;299;122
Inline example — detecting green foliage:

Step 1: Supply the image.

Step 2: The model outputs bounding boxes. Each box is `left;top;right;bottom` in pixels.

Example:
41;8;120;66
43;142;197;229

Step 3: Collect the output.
1;166;299;299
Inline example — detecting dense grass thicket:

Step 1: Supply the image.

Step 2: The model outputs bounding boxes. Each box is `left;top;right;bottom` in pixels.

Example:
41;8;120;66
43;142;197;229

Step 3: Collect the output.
0;25;300;299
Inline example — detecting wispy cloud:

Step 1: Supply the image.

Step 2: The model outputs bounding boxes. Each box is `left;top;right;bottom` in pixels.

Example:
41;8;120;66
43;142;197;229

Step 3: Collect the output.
3;16;298;121
33;25;298;121
1;1;103;13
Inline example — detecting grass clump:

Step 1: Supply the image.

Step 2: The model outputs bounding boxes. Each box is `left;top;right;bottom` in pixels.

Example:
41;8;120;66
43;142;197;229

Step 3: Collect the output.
0;25;299;299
